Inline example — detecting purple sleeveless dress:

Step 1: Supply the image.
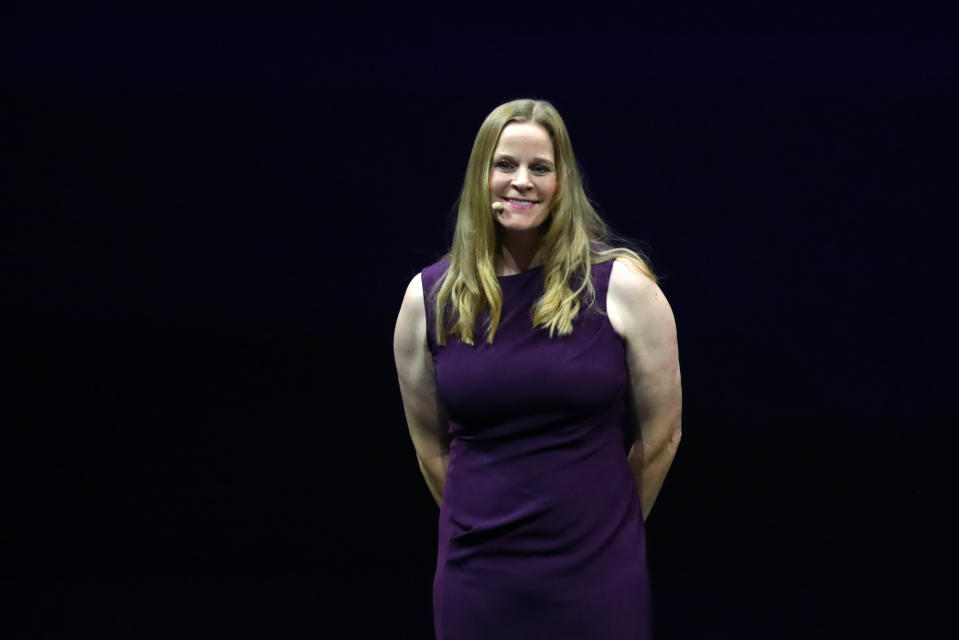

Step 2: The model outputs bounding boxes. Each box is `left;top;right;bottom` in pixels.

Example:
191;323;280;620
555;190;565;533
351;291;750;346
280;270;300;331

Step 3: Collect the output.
421;256;651;640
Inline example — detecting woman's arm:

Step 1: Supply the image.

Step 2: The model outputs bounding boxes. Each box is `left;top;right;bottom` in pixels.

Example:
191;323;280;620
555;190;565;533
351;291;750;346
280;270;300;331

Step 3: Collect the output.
393;273;450;508
607;258;683;522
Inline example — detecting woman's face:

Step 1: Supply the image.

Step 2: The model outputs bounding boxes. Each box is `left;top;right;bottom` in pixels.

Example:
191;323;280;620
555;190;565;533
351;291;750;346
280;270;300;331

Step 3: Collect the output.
489;122;557;233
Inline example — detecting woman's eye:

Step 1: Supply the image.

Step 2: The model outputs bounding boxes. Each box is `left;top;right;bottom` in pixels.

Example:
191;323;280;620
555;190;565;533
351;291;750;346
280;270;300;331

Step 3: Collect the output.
494;160;512;170
532;165;551;175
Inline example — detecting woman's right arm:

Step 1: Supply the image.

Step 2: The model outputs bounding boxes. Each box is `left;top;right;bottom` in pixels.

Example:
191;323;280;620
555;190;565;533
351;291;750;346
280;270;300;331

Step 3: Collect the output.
393;273;449;508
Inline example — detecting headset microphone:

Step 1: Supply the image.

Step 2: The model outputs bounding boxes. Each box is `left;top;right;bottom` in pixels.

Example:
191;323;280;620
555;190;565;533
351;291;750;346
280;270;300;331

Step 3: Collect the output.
492;202;504;211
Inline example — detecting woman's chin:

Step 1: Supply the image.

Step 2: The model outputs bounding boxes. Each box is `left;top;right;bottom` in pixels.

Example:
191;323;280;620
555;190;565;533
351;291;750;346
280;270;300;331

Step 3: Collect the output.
495;212;550;233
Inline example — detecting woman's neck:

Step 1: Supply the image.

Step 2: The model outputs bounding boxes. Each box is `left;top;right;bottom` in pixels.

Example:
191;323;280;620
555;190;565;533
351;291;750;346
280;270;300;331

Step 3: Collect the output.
496;228;546;275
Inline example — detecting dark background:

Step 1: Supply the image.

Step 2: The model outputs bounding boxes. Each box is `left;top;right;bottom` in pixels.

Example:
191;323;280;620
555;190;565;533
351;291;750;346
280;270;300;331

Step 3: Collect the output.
4;3;957;638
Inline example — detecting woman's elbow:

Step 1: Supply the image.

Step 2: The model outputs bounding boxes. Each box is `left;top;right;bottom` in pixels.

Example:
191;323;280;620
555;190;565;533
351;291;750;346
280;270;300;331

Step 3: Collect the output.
668;426;682;455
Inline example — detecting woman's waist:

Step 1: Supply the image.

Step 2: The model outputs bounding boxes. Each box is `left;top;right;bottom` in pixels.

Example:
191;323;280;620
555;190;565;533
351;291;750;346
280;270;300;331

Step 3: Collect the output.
439;473;644;570
443;456;636;534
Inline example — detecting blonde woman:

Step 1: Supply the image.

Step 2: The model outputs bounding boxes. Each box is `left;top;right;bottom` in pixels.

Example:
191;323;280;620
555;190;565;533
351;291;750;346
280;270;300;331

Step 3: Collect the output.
393;98;682;639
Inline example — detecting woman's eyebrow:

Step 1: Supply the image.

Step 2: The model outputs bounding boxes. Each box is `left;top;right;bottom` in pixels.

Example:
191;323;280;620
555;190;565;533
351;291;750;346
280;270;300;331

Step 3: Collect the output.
494;153;554;165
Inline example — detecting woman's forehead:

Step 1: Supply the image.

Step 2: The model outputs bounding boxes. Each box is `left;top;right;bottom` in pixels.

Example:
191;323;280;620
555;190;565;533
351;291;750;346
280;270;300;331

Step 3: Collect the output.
495;122;554;157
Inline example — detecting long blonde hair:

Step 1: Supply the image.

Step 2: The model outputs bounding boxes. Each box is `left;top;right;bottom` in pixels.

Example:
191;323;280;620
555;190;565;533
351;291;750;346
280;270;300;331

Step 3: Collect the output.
432;98;655;346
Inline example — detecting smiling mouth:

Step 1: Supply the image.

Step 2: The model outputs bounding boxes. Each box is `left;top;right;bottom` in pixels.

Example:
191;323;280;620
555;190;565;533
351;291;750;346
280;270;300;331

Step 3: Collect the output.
504;198;538;209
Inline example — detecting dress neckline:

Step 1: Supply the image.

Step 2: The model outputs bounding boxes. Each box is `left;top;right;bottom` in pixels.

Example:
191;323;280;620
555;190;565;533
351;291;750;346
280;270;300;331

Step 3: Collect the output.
496;264;544;280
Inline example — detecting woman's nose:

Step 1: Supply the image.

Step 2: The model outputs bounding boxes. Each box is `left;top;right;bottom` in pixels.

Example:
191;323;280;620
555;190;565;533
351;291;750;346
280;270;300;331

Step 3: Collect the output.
512;167;534;190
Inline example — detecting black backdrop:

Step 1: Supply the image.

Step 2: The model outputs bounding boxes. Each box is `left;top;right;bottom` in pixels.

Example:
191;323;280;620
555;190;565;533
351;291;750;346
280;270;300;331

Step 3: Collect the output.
4;3;957;638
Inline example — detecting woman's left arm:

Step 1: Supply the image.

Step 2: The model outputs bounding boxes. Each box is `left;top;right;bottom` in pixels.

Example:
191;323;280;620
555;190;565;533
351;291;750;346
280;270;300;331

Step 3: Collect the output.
607;258;683;522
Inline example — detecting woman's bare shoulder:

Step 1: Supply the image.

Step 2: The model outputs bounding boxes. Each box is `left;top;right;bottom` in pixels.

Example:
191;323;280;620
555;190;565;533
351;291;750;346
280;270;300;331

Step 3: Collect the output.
609;256;657;293
402;272;424;304
607;257;674;339
394;273;426;354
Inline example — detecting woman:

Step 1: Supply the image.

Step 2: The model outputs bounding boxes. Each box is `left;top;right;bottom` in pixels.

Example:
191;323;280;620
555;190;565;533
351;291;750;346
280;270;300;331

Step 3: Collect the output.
393;98;682;639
